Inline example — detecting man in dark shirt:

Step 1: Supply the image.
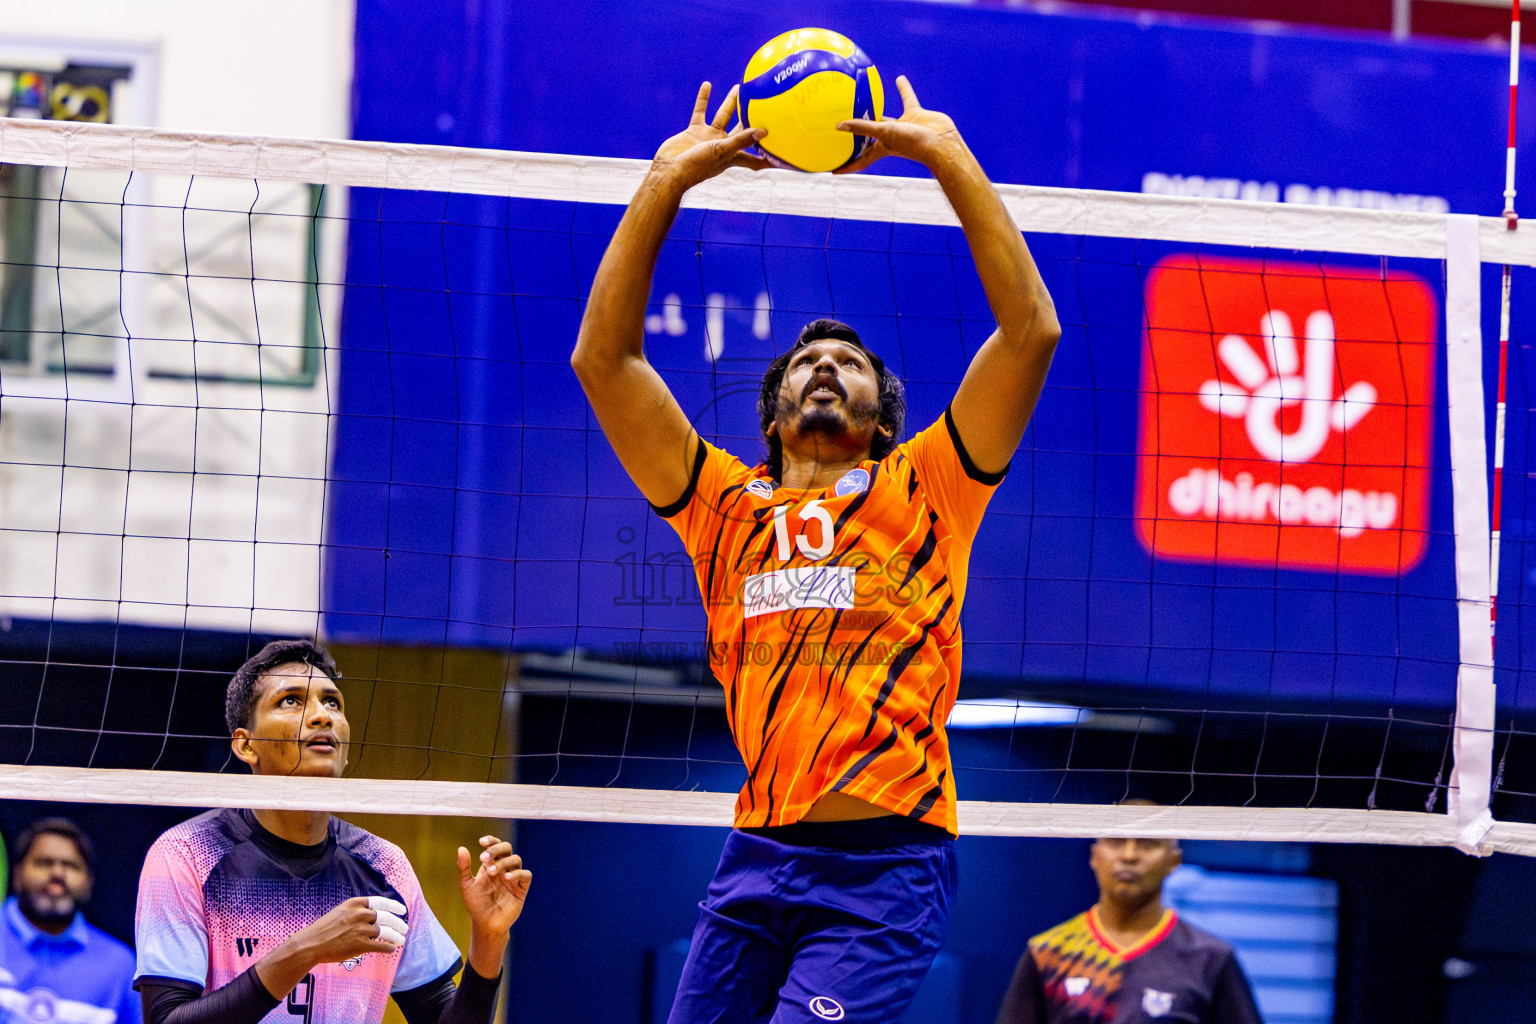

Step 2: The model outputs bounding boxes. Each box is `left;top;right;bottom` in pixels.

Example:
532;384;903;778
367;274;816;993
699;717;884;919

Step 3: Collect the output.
133;640;532;1024
996;826;1262;1024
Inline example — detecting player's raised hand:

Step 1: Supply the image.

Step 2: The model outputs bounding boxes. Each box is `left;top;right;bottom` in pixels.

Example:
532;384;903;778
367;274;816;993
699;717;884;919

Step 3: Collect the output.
650;82;769;191
835;76;963;175
458;835;532;936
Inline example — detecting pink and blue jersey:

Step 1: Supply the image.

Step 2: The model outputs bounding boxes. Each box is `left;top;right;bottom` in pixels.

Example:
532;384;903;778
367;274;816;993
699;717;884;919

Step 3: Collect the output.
134;809;462;1024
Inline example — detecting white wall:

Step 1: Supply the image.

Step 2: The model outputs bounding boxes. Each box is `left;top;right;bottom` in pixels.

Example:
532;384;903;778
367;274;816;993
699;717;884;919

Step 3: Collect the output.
0;2;354;636
0;0;354;137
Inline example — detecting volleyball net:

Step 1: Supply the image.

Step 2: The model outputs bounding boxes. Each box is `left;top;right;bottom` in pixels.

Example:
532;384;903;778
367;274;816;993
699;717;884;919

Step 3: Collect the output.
2;116;1535;853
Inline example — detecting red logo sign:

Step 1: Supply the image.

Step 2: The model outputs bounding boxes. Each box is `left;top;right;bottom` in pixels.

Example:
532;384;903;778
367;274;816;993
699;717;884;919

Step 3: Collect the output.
1135;255;1437;575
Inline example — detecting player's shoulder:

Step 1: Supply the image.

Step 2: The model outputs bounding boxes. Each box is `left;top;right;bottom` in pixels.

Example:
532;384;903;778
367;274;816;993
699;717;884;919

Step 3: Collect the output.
333;818;417;882
1029;910;1093;951
1164;914;1239;958
149;808;243;864
885;412;961;484
664;437;762;516
887;423;930;467
700;439;760;489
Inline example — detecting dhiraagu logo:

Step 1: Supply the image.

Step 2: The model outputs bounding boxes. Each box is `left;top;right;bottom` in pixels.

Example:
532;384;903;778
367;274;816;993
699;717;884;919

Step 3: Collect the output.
1135;254;1437;575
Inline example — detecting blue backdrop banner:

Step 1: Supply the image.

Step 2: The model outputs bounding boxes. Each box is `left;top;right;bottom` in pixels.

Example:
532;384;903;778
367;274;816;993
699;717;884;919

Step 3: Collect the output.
333;0;1536;709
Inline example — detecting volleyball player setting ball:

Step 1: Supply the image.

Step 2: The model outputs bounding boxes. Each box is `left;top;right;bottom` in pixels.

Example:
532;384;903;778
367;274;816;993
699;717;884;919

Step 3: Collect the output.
573;28;1061;1024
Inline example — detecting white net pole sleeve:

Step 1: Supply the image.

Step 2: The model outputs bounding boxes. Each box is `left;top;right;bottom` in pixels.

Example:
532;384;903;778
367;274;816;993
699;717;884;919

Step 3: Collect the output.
1445;214;1497;855
2;117;1536;265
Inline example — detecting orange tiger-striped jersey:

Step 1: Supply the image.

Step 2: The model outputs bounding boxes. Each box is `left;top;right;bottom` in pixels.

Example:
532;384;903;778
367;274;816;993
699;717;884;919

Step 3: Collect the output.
656;408;1003;835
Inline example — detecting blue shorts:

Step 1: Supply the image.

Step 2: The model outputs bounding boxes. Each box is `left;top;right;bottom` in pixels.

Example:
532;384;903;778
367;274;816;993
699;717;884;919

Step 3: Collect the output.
666;826;957;1024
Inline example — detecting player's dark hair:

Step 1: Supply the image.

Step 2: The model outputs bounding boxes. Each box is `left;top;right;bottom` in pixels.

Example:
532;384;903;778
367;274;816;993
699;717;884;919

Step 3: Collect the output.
13;817;95;877
225;639;340;734
757;319;906;480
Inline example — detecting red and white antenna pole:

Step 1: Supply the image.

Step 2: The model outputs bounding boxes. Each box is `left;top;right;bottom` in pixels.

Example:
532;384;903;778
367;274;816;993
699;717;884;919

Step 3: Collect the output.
1505;0;1522;231
1493;0;1520;650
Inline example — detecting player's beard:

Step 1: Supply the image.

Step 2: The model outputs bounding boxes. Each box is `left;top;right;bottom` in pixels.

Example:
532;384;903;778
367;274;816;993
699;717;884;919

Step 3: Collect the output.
779;375;882;452
19;886;82;929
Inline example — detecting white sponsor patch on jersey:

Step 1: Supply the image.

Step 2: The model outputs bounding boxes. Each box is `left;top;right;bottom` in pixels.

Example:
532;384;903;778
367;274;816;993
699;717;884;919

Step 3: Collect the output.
742;566;856;618
1142;988;1175;1018
834;468;869;497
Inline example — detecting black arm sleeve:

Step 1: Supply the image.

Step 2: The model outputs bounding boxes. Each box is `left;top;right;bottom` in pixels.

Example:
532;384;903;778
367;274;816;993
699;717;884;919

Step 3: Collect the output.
394;963;502;1024
1210;954;1265;1024
994;949;1045;1024
138;969;280;1024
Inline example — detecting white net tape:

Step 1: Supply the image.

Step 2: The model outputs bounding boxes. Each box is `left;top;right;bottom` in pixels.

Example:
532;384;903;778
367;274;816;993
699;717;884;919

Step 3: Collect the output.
5;766;1535;856
4;118;1532;264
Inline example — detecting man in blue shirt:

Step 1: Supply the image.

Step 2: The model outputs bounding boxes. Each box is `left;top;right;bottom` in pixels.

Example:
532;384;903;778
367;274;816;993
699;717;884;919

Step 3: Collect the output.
0;817;139;1024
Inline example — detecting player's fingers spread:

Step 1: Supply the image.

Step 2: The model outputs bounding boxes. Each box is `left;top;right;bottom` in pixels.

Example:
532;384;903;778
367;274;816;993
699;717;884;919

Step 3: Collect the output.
689;82;711;124
711;85;740;131
895;75;920;111
457;845;474;880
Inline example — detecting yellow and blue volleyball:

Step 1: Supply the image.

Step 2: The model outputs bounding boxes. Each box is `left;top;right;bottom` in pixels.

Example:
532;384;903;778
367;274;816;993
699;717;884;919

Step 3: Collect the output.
740;28;884;173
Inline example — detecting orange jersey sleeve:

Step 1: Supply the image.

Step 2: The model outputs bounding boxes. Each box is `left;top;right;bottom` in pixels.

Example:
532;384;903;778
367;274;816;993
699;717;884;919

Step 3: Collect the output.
652;437;758;559
897;409;1009;605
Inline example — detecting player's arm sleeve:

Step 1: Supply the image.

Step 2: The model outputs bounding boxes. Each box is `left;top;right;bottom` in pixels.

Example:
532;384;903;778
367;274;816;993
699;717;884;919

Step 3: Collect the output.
394;964;502;1024
993;949;1045;1024
137;970;278;1024
1211;953;1265;1024
904;407;1007;546
133;836;209;989
651;439;752;551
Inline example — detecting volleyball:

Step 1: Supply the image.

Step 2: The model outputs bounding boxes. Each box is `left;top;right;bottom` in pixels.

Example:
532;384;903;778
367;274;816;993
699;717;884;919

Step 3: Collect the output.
740;28;884;173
